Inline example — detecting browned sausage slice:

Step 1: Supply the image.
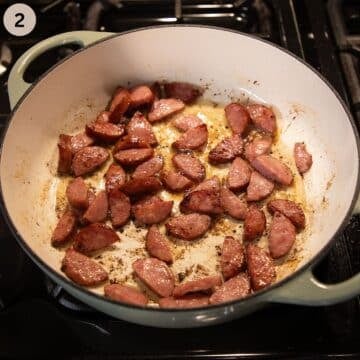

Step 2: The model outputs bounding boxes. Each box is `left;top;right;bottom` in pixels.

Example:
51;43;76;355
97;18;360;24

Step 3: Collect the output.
108;189;131;227
294;142;312;174
104;284;148;306
162;171;193;192
105;163;126;193
269;212;296;259
122;176;162;196
246;244;276;290
247;104;276;135
251;155;293;186
243;205;266;241
146;225;173;263
148;99;185;122
70;132;95;154
66;177;89;209
244;137;272;162
51;211;77;246
61;248;108;286
86;122;125;143
73;223;119;254
58;134;73;174
132;155;164;180
246;171;274;201
114;148;154;167
82;191;108;224
72;146;109;177
108;88;131;123
126;111;157;146
164;82;202;104
130;85;154;108
220;187;247;220
113;135;149;152
192;176;220;192
209;273;251;304
132;196;173;224
225;103;250;135
208;135;243;164
96;111;111;123
220;236;245;280
226;157;252;191
267;199;305;229
159;294;209;308
173;124;208;150
180;189;222;215
173;114;202;132
132;258;175;297
173;275;222;297
166;213;211;240
172;153;205;182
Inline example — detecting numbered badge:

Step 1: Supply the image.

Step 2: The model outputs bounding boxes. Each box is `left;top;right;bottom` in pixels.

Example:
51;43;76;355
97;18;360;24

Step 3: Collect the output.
3;3;36;37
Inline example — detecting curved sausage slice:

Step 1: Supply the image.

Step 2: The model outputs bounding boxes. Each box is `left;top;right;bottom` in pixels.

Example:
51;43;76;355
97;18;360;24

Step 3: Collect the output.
66;177;89;209
192;176;220;192
146;225;173;263
220;187;247;220
173;124;208;150
267;199;305;229
173;275;222;297
86;122;125;143
73;223;119;255
58;134;73;174
132;196;173;225
70;132;95;154
269;212;296;259
129;85;154;108
132;155;163;180
244;137;272;162
208;135;243;164
226;157;252;191
246;244;276;290
180;189;222;215
162;171;193;192
243;205;266;241
108;88;131;123
72;146;109;176
159;294;209;308
251;155;293;186
209;274;250;304
166;213;211;240
61;248;108;286
108;189;131;227
247;104;276;135
122;176;162;196
246;171;274;201
172;153;205;182
132;258;175;297
148;98;185;122
173;114;202;132
114;134;149;152
104;284;148;306
126;112;157;146
225;103;250;135
105;163;126;193
114;148;154;167
51;211;77;246
294;142;312;174
82;191;108;224
220;236;245;280
164;82;202;104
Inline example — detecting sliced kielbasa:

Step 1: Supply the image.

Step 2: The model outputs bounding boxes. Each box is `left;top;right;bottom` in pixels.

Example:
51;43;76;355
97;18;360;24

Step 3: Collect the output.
132;196;173;224
129;85;154;108
66;177;89;209
113;135;149;152
180;189;222;215
225;103;250;136
226;157;251;191
82;190;108;224
114;148;154;167
108;189;131;227
108;88;131;123
173;124;208;150
173;114;202;132
247;104;276;135
243;205;266;241
220;236;245;280
70;132;95;154
132;155;163;180
294;142;312;174
164;82;202;104
51;210;77;246
162;171;193;192
244;137;272;162
146;225;173;263
220;187;247;220
104;284;148;306
208;135;243;164
122;176;162;196
159;294;209;308
172;153;205;182
173;275;222;297
96;111;111;123
148;99;185;122
267;199;305;229
126;111;157;146
72;146;109;176
58;134;73;174
246;171;274;201
86;122;125;143
104;163;126;193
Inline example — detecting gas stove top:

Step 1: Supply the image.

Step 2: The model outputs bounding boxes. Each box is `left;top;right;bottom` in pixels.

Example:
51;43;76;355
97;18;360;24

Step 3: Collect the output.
0;1;359;358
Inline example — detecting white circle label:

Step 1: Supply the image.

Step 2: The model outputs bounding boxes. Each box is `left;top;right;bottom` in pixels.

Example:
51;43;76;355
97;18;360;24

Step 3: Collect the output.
3;3;36;37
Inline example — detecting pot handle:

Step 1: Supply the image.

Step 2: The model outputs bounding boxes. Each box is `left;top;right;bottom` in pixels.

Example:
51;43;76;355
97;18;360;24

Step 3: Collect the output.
8;31;114;109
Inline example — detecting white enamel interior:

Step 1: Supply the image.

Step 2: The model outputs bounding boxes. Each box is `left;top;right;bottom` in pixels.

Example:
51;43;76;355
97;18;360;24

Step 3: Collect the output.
1;27;358;300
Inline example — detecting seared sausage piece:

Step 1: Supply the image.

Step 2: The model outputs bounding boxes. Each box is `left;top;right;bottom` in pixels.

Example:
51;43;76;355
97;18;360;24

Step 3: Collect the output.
166;213;211;240
148;99;185;122
162;171;193;192
220;187;247;220
96;111;111;123
225;103;250;136
132;196;173;224
72;146;109;177
108;88;131;123
129;85;154;108
82;191;108;224
132;258;175;297
73;223;119;254
61;248;108;286
114;148;154;167
105;163;126;193
132;155;163;180
104;284;148;306
108;189;131;227
220;236;245;279
244;137;272;162
267;199;305;229
146;225;173;263
269;212;296;259
246;244;276;290
113;135;149;152
173;114;202;132
70;132;95;154
208;135;243;164
192;176;220;192
86;122;125;143
164;82;202;104
247;104;276;135
243;205;266;241
51;211;77;246
66;177;89;209
226;157;252;191
58;134;73;174
294;142;312;174
173;124;208;150
159;294;209;308
209;273;251;304
251;155;293;186
173;275;222;297
126;112;157;146
246;171;274;201
180;189;222;215
172;153;205;182
122;176;162;196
